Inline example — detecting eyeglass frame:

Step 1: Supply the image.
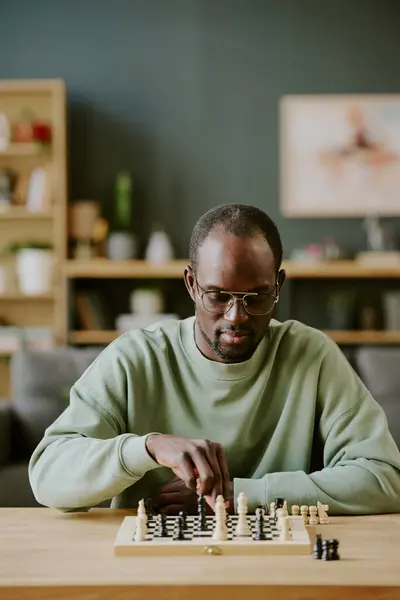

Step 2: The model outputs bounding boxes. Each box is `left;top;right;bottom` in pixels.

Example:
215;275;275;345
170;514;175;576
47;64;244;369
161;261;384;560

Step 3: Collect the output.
193;275;281;316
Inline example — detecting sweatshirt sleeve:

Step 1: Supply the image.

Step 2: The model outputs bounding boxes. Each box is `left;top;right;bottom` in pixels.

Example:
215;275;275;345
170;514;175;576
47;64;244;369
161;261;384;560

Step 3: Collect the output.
28;341;160;511
234;336;400;515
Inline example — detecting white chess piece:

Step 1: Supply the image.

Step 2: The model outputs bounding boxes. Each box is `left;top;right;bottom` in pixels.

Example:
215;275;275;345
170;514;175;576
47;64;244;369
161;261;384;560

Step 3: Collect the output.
269;501;276;519
291;504;300;516
276;507;286;530
235;492;250;536
134;515;147;541
282;500;288;517
300;505;309;524
213;496;228;541
279;516;291;541
317;501;330;524
308;505;319;525
137;499;148;522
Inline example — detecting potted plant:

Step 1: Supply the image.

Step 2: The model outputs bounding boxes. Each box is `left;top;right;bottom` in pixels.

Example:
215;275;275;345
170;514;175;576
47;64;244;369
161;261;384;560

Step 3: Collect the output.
1;240;54;296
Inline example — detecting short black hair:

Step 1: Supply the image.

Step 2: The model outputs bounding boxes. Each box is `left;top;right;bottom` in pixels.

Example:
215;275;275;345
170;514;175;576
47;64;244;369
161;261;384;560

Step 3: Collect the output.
189;204;283;272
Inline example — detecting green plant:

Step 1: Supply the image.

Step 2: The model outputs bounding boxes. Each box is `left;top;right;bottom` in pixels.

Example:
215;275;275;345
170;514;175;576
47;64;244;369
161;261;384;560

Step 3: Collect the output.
0;240;53;257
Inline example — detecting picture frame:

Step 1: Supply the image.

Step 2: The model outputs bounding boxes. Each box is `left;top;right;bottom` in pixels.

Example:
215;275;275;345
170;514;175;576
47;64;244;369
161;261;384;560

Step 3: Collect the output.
280;94;400;218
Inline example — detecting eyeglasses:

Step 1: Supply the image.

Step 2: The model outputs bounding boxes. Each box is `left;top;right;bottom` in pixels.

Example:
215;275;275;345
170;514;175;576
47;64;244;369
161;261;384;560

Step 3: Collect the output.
195;278;280;316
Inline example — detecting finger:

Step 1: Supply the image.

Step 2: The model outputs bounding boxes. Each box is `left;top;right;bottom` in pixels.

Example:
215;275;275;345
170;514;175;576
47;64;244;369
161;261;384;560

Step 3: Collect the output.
215;443;231;502
191;446;215;495
203;443;223;502
175;453;197;490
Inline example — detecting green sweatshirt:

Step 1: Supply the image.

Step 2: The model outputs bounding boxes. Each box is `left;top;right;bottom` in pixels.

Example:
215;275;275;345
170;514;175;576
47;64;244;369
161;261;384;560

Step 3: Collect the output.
29;317;400;514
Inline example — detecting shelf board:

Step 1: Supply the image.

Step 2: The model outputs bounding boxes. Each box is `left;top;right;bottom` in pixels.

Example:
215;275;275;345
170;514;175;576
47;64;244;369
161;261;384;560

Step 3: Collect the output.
71;329;400;346
0;206;55;220
0;143;50;157
0;293;54;301
65;259;189;279
324;330;400;344
64;259;400;279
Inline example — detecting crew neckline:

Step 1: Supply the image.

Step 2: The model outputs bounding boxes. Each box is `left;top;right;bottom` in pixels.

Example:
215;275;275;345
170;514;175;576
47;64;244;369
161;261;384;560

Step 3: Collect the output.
179;316;270;380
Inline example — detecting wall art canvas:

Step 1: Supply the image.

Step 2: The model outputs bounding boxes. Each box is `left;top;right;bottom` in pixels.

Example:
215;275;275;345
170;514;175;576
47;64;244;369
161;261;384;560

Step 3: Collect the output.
280;95;400;217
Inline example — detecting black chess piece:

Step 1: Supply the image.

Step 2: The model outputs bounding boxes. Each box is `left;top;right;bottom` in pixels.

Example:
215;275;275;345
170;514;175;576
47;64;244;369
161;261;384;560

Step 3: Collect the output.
197;494;207;531
145;498;153;521
156;513;168;537
274;497;284;509
329;539;340;561
179;510;188;530
255;511;266;541
321;539;331;561
173;516;186;540
313;533;323;559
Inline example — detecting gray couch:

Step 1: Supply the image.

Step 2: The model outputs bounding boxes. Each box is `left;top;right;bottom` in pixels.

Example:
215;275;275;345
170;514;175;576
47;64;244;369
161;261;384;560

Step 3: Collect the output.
0;345;399;507
0;347;101;507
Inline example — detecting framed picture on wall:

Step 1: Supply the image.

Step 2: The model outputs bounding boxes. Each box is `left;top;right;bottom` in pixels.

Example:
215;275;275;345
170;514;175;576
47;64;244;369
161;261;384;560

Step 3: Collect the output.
280;94;400;217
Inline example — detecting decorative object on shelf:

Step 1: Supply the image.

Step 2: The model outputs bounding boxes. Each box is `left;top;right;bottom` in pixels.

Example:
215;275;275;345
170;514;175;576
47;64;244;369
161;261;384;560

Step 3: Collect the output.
145;223;174;263
2;241;54;296
69;200;102;259
130;287;165;315
116;313;179;333
280;94;400;217
26;166;52;212
290;238;343;263
106;171;137;260
360;306;378;331
0;168;16;209
383;291;400;331
0;113;10;151
326;291;355;330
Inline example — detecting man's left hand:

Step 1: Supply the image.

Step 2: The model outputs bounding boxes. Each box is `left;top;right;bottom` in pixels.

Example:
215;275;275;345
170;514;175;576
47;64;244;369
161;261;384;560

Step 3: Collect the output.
152;476;233;515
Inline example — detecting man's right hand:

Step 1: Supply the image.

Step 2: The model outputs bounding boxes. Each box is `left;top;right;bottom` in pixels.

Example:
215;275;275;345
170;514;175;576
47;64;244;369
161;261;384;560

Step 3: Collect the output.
145;433;230;503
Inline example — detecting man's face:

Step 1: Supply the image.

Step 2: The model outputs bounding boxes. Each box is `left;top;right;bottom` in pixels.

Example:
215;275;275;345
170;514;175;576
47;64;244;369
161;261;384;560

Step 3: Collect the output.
185;228;285;363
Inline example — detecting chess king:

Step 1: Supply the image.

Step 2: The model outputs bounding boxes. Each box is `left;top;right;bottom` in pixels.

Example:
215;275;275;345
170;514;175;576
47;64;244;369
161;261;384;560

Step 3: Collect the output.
29;205;400;516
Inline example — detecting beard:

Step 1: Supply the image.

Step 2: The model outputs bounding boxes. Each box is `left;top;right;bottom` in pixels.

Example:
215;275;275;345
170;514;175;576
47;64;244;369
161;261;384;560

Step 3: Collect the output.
197;321;260;362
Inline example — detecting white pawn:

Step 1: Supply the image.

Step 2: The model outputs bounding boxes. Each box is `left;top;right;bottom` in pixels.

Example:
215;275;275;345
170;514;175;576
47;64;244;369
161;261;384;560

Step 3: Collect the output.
308;505;319;525
137;499;148;523
300;505;309;524
279;516;291;541
317;501;330;524
291;504;300;516
235;492;250;536
276;507;286;530
213;496;228;541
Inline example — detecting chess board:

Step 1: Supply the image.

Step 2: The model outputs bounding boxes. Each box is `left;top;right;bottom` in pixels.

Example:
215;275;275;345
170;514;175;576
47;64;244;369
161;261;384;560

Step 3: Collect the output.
114;514;312;556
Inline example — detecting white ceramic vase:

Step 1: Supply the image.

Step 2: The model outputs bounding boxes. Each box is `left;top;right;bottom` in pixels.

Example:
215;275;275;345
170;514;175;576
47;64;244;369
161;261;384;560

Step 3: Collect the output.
16;249;53;296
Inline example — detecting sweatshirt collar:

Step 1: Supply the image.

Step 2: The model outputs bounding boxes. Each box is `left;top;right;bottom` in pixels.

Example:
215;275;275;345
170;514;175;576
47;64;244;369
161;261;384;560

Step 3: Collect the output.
179;316;269;380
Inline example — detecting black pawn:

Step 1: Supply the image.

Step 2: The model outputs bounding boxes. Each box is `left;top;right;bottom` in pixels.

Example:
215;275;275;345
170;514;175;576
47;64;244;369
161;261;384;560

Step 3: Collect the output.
313;533;323;560
321;539;331;561
156;513;168;537
329;539;340;561
173;516;186;540
179;510;188;530
197;494;207;531
255;511;266;541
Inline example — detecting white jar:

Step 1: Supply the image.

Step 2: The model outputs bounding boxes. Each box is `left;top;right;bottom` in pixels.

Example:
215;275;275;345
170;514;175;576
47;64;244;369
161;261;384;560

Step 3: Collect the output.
16;249;53;295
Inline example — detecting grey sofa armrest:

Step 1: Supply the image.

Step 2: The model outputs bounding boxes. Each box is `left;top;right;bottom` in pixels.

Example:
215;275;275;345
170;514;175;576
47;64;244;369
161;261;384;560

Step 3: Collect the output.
0;399;11;468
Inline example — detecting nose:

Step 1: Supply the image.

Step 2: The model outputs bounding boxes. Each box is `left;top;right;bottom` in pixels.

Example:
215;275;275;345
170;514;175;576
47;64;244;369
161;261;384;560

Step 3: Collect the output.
224;298;249;325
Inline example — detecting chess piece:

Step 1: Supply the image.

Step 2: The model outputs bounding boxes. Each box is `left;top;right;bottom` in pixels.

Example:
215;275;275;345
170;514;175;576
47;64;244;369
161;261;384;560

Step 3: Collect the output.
308;505;319;525
321;539;330;561
282;500;288;517
179;510;188;530
235;492;251;536
274;497;284;509
300;505;309;524
173;516;186;540
317;501;330;524
215;495;228;534
329;539;340;561
291;504;300;516
156;513;168;537
134;515;147;542
279;516;291;541
144;498;153;521
197;494;207;531
313;533;323;559
269;501;276;519
137;499;148;523
275;507;286;530
255;509;266;541
212;497;228;541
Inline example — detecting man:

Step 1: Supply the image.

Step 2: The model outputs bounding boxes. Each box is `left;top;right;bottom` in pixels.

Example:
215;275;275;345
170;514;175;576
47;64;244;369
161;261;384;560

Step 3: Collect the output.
29;204;400;515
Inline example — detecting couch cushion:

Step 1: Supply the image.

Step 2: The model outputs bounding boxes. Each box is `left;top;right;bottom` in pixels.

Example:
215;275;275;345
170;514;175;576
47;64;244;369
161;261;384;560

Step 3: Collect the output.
355;347;400;449
11;347;102;455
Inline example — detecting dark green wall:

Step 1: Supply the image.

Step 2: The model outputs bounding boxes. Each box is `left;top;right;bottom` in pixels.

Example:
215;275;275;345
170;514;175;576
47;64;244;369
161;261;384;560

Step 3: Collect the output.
1;0;400;257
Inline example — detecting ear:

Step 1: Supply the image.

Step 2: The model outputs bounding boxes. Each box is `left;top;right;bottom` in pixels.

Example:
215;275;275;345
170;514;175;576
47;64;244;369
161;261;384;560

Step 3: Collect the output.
184;265;196;301
277;269;286;295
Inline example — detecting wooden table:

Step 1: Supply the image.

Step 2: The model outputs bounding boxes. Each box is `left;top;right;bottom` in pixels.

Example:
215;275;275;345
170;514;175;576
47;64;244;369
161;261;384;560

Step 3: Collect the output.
0;508;399;600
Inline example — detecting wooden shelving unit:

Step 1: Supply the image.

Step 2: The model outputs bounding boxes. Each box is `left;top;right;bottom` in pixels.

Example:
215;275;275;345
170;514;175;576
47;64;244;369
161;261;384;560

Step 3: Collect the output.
0;79;67;396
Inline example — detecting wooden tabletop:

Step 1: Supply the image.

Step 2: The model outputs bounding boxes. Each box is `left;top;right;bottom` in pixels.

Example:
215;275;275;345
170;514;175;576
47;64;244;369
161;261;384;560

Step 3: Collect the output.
0;508;400;600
